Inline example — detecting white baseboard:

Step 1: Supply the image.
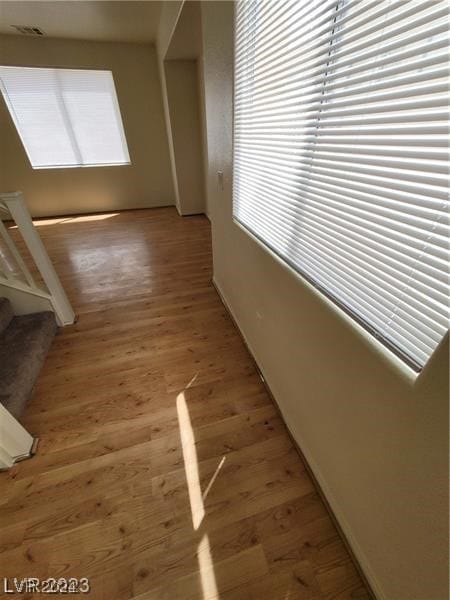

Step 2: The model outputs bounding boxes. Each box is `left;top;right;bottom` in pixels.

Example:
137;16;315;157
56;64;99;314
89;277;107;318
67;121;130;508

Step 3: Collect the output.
212;276;386;600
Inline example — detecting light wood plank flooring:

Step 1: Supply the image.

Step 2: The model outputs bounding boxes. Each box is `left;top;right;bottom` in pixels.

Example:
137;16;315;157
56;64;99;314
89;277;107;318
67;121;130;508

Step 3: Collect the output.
0;208;370;599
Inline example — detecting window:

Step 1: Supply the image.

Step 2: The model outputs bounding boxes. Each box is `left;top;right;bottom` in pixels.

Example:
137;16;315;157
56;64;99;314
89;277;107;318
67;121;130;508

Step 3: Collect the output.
0;66;130;168
233;0;449;371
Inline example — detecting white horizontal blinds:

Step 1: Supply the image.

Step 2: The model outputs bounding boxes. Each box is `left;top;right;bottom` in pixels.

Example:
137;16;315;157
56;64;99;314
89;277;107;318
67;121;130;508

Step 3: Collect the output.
233;0;450;370
0;67;78;167
59;69;130;166
0;66;130;168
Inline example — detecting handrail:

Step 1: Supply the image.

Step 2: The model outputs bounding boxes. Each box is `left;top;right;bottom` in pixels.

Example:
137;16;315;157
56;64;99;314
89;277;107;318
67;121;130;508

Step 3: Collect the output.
0;191;75;325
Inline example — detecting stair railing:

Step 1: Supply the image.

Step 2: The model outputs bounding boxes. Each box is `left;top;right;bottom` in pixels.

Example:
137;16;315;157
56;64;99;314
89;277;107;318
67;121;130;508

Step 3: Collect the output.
0;191;75;326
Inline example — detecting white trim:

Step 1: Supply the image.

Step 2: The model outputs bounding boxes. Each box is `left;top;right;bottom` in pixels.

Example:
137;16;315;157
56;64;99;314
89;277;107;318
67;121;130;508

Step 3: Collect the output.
0;404;35;470
0;219;36;287
0;191;75;325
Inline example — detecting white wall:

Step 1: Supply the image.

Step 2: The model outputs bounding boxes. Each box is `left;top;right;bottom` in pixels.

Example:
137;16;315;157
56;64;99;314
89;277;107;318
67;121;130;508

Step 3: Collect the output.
164;59;205;215
0;35;174;217
200;2;449;599
156;0;206;216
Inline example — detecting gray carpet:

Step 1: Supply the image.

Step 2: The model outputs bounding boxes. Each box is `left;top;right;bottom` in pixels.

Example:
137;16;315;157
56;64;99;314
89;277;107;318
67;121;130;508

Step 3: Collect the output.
0;298;57;418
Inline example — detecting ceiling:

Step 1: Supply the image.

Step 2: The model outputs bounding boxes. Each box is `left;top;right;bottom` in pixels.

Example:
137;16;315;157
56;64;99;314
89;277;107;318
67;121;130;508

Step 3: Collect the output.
0;1;163;44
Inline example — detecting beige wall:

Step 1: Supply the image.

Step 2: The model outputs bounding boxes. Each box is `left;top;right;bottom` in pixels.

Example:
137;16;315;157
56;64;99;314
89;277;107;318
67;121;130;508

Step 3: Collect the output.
165;59;204;215
200;2;449;599
197;56;210;218
156;0;206;216
155;0;183;213
0;34;174;217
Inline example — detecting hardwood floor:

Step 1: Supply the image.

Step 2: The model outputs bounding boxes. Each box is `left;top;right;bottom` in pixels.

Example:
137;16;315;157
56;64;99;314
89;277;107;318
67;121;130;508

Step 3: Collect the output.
0;208;370;599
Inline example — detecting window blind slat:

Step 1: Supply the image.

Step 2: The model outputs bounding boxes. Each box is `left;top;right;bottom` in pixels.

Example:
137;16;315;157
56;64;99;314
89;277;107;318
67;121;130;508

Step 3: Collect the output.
236;92;448;122
233;0;449;370
236;79;449;118
235;142;449;176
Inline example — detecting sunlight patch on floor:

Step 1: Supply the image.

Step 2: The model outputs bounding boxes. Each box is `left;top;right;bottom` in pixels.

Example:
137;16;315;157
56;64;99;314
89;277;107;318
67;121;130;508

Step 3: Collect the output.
177;391;205;530
9;213;120;228
185;373;199;389
198;534;220;600
202;456;226;502
177;390;221;599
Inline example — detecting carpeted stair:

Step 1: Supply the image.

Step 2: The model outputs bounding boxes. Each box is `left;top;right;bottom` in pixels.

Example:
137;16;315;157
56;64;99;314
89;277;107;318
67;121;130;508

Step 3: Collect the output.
0;297;57;419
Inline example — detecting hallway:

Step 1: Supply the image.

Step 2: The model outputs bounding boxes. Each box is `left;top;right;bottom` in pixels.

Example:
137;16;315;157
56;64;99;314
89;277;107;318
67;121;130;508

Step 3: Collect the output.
0;208;369;599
